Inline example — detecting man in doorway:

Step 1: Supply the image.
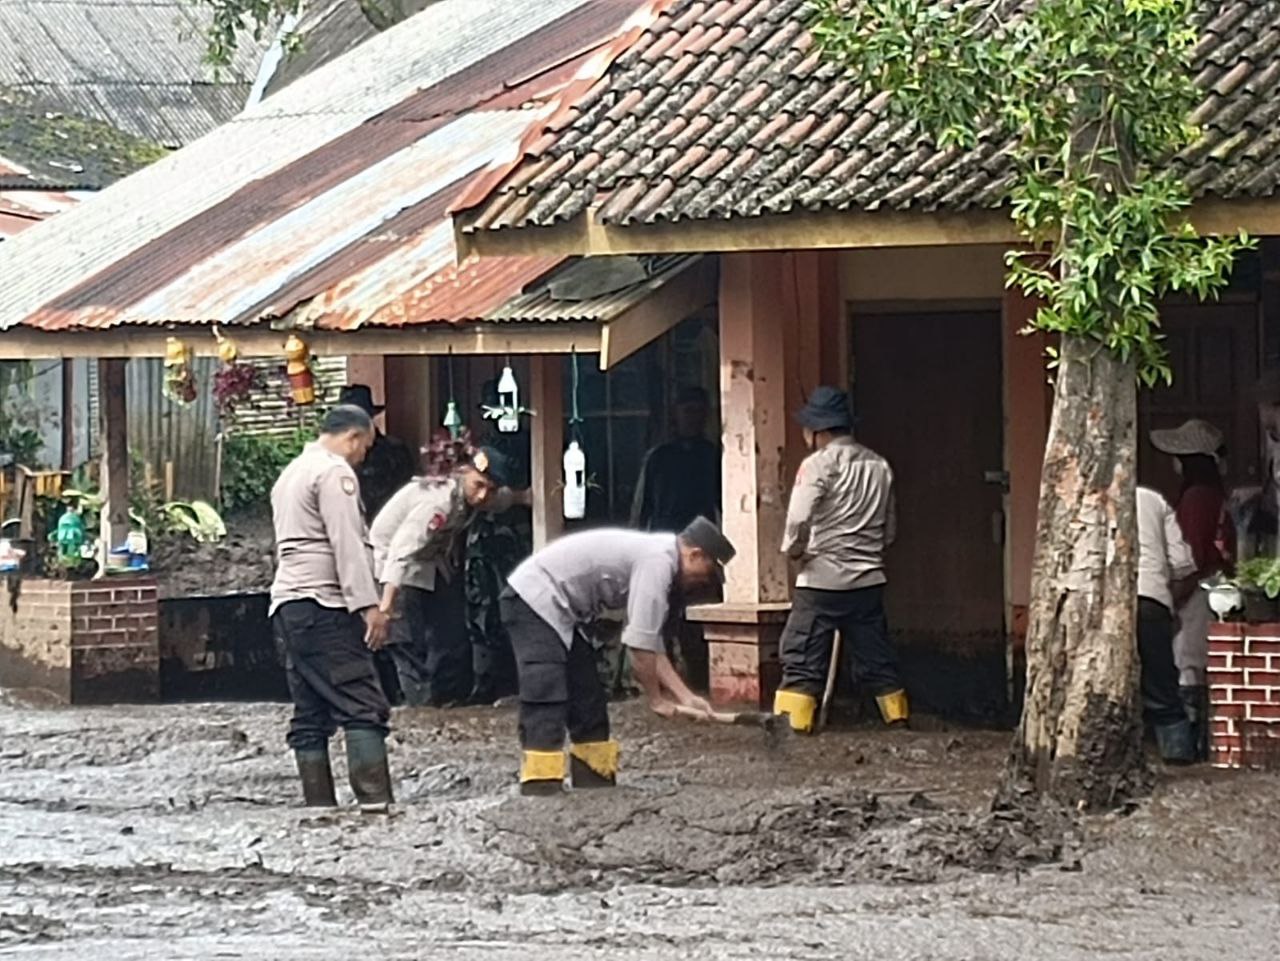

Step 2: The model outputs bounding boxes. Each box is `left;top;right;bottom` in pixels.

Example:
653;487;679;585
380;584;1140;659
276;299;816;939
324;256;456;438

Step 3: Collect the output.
370;447;528;707
269;404;393;811
501;517;734;795
631;385;721;532
772;386;910;733
338;384;415;522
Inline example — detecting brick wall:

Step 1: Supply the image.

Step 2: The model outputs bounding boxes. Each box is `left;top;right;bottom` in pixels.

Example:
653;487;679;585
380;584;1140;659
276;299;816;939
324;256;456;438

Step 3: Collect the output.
0;577;159;703
1208;622;1280;770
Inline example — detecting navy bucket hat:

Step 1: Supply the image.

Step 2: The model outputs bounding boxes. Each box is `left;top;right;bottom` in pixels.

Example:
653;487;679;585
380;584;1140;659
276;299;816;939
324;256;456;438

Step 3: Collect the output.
795;385;856;432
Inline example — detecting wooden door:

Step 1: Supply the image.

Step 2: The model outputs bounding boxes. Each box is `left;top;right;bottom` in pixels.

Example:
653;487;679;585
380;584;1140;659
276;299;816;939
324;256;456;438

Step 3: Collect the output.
1138;302;1259;502
853;311;1006;647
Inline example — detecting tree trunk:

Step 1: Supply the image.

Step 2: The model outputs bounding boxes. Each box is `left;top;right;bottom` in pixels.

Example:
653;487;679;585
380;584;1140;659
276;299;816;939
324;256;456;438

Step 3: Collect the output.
1001;331;1149;810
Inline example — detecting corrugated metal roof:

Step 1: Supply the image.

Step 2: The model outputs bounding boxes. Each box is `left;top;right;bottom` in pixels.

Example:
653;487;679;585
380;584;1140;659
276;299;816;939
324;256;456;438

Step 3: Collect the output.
0;0;265;147
0;0;646;336
488;255;701;322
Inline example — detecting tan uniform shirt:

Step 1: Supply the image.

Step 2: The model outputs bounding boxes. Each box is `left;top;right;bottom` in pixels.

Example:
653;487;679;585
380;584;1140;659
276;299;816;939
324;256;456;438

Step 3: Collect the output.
269;441;379;616
781;436;896;591
370;478;519;592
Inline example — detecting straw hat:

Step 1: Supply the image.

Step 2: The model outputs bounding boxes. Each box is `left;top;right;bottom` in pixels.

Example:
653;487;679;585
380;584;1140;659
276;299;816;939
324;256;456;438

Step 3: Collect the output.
1149;419;1225;457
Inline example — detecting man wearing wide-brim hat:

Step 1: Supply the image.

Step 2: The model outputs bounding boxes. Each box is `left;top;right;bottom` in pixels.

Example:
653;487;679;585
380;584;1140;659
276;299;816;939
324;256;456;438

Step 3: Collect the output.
772;386;910;733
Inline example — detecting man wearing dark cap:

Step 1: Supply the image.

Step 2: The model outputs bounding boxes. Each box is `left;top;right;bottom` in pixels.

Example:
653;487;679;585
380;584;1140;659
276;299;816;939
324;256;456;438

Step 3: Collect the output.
631;385;721;533
369;446;529;706
500;516;734;795
269;404;394;811
338;384;415;522
772;386;910;733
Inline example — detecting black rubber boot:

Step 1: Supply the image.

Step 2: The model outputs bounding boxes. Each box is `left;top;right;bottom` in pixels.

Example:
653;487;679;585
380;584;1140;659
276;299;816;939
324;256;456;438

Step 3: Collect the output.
294;748;338;807
1180;685;1210;762
345;728;394;813
1154;719;1196;765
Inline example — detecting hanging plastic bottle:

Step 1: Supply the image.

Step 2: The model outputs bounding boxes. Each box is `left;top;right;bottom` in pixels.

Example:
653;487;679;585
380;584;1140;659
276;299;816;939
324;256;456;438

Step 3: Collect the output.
442;400;463;438
496;365;520;433
563;440;586;520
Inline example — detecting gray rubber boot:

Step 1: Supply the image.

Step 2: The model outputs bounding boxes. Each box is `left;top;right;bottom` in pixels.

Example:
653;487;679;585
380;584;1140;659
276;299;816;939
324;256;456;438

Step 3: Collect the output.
345;728;394;813
1154;719;1196;765
1180;685;1210;762
294;748;338;807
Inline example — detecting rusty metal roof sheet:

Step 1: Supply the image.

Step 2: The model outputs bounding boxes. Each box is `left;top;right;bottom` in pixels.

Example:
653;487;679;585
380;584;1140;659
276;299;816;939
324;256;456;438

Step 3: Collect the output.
0;0;648;336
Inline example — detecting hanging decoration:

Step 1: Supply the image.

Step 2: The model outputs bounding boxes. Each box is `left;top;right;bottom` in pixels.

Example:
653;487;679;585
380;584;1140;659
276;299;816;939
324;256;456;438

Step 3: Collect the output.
211;327;260;417
283;334;315;405
162;336;197;404
563;347;587;519
442;346;463;439
482;358;533;433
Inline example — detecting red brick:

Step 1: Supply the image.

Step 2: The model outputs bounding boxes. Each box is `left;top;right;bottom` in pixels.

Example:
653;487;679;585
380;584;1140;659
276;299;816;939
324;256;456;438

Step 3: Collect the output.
1235;655;1270;670
1207;653;1231;670
1208;669;1244;687
1246;703;1280;721
1209;636;1244;655
1209;622;1244;637
1245;669;1280;688
1235;688;1269;702
1245;638;1280;657
1212;702;1246;718
1211;719;1236;737
1246;623;1280;638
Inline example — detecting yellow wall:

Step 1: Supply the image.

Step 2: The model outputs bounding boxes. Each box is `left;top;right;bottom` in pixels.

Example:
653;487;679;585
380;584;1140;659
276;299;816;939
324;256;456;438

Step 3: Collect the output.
840;245;1007;303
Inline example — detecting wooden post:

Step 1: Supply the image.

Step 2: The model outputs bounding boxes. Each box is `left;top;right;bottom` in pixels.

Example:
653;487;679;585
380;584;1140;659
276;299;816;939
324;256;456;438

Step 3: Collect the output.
384;355;434;462
529;355;564;550
97;358;129;575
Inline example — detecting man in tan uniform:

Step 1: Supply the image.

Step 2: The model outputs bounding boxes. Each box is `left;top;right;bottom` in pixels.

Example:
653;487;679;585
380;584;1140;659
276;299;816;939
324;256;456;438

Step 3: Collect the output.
370;447;526;706
270;404;393;811
772;386;910;733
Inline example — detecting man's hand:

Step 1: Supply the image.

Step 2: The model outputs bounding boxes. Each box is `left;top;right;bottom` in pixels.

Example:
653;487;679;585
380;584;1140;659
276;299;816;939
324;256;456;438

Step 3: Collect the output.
680;692;713;717
648;696;678;718
363;607;390;651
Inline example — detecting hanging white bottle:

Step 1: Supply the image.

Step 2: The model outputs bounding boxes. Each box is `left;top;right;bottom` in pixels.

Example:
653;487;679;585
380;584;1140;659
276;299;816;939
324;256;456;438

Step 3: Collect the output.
563;440;586;519
496;365;520;434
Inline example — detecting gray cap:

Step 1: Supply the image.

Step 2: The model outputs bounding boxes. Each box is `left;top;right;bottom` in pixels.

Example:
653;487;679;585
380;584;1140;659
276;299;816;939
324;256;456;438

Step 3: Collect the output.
680;516;736;566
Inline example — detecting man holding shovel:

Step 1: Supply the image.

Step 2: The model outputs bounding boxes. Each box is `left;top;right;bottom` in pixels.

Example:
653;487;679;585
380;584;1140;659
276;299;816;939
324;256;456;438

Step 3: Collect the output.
500;516;735;795
772;386;910;733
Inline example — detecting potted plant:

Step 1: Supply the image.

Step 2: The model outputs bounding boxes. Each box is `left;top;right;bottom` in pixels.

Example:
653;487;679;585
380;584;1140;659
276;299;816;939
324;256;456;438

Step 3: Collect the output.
1234;556;1280;623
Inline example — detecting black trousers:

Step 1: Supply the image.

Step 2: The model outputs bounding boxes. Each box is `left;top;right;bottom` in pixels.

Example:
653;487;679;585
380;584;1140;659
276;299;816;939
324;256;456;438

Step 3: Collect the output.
387;576;470;706
778;585;903;697
500;591;610;751
1137;597;1189;729
272;600;390;751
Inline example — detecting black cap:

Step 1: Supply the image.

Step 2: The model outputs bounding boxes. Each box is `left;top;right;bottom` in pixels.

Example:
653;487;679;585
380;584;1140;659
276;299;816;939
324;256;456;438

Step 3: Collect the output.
337;384;384;416
795;385;855;431
680;516;736;567
470;446;514;487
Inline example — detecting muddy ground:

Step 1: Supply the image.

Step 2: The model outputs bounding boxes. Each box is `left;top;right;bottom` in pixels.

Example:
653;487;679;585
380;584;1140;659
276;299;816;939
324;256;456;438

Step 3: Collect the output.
148;505;276;600
1;695;1277;960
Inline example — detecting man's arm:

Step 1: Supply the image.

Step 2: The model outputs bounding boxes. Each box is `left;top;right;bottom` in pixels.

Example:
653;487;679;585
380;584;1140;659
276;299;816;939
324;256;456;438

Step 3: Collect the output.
317;465;387;647
486;486;532;513
622;556;710;716
781;458;825;559
884;471;898;548
380;494;450;610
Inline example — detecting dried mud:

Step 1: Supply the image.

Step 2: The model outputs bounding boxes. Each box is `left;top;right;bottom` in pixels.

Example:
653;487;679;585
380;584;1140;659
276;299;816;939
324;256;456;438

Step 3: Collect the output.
1;693;1277;959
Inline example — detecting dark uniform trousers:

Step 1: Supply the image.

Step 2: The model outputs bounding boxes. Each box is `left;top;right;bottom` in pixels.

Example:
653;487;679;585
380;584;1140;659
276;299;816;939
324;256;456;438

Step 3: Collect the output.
778;585;902;696
1137;597;1190;729
272;599;390;751
500;590;609;751
387;575;470;706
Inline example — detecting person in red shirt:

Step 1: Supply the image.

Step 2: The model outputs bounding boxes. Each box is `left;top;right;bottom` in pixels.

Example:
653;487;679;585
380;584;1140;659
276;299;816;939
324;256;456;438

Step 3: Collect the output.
1149;419;1235;760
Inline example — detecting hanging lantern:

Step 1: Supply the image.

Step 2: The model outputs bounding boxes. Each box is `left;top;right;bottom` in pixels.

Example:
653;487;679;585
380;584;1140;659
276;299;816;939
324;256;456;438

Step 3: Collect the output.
563;440;586;520
283;334;315;405
214;328;239;365
162;336;197;404
496;364;520;433
442;400;463;438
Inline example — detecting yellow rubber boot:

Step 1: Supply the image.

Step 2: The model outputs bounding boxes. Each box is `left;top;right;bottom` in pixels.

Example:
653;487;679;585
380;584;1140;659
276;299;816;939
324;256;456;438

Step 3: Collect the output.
519;749;566;796
773;689;817;734
876;689;910;727
569;739;619;789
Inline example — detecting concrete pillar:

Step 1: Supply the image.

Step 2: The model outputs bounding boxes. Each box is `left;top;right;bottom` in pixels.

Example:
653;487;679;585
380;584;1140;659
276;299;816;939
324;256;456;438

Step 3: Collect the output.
1002;286;1052;648
529;355;564;550
689;251;834;707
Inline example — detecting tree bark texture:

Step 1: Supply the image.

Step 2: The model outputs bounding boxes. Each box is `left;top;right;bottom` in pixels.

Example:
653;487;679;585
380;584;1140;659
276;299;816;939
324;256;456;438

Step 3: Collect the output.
1002;332;1149;810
